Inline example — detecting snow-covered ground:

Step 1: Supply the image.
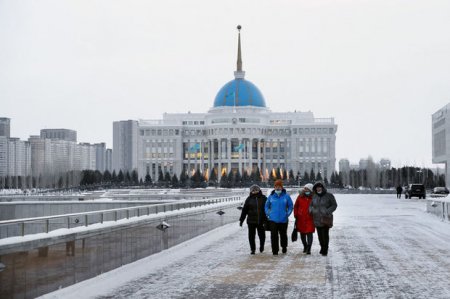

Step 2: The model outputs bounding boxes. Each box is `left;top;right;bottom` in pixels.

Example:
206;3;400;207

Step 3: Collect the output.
41;194;450;299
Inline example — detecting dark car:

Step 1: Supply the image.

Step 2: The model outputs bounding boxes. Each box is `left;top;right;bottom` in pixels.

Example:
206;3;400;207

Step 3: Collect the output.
405;184;426;199
432;187;449;195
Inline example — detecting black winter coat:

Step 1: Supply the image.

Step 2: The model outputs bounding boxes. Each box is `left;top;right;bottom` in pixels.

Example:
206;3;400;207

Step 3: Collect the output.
239;191;268;225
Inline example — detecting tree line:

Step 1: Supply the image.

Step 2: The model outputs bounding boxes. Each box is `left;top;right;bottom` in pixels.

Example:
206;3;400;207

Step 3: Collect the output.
0;165;445;191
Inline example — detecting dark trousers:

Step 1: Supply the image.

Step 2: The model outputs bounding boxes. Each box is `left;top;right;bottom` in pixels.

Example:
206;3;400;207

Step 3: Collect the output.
247;223;266;252
316;226;330;254
397;192;401;198
300;233;313;250
269;221;288;254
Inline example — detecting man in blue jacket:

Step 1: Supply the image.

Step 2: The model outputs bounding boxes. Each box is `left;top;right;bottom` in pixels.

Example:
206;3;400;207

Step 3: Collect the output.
265;179;294;255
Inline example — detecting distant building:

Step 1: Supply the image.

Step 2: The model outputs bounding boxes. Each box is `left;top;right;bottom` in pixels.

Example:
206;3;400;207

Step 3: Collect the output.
379;158;391;170
113;27;338;180
0;118;11;138
28;136;52;178
0;137;8;176
339;159;350;173
359;159;369;170
40;129;77;142
113;120;138;173
105;149;113;172
432;103;450;186
7;138;31;177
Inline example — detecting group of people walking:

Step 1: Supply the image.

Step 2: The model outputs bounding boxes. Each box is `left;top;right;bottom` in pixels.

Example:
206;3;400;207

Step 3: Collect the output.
239;179;337;256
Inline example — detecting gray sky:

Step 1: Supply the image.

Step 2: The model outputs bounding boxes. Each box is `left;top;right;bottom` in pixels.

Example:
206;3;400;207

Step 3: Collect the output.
1;0;450;168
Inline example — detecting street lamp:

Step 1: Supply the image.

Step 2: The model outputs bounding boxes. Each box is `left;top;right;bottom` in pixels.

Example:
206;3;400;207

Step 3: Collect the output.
416;170;423;183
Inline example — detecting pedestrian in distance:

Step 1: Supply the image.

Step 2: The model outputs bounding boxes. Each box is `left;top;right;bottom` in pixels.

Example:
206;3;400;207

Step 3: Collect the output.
293;183;315;254
396;185;403;199
239;184;268;254
265;179;294;255
309;181;337;256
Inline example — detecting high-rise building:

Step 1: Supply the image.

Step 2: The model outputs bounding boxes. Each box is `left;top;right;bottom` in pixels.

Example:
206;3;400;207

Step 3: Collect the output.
432;103;450;186
113;120;138;172
28;136;52;178
113;27;337;180
0;137;7;176
7;138;31;177
94;143;107;172
40;129;77;142
339;159;350;173
105;149;113;172
0;118;11;138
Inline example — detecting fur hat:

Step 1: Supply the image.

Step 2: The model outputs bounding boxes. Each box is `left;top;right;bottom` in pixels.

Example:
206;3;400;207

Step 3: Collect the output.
274;179;284;188
304;183;314;191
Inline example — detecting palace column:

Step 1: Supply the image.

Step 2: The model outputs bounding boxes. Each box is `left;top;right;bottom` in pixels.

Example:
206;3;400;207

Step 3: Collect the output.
257;139;261;173
227;138;232;174
238;138;243;175
218;139;222;181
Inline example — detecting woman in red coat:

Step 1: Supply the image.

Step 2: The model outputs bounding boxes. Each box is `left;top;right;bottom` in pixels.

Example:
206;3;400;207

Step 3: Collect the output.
293;183;315;254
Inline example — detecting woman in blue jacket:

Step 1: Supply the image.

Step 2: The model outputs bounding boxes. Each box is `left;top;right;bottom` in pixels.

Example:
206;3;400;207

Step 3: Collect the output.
265;179;294;255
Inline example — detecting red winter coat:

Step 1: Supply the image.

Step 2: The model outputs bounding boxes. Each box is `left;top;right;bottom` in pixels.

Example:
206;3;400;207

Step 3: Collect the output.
294;193;315;233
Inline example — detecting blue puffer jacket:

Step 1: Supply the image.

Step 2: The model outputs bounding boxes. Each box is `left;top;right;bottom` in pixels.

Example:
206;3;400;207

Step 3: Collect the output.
265;189;293;223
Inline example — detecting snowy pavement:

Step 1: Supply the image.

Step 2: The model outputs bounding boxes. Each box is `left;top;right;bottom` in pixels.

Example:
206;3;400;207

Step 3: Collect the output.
41;194;450;299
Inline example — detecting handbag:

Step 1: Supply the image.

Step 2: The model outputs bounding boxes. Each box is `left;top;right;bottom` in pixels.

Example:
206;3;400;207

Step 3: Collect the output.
291;227;298;242
321;214;333;228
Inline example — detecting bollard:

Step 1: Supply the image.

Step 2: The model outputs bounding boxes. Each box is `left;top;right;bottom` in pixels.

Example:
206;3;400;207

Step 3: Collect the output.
45;219;49;233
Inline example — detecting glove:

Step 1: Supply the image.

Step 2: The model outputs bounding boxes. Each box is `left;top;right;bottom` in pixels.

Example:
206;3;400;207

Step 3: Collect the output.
239;221;243;227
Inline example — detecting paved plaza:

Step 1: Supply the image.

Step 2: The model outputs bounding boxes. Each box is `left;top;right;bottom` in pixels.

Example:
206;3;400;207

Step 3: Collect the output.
43;194;450;299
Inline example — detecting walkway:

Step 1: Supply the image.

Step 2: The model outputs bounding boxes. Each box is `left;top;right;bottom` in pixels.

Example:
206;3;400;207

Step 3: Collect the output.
42;194;450;299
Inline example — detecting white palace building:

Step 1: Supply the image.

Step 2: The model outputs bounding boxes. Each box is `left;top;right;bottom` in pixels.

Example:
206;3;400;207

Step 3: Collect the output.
113;26;337;182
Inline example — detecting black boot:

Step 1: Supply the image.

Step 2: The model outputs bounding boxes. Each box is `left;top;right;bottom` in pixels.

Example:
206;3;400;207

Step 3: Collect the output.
306;245;311;255
260;245;264;253
303;245;307;253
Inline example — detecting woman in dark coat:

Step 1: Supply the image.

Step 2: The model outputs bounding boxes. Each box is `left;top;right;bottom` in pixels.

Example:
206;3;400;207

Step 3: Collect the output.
239;185;267;254
294;183;315;254
309;181;337;256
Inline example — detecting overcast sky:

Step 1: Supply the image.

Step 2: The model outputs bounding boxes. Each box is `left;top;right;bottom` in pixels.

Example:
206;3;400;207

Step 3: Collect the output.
1;0;450;168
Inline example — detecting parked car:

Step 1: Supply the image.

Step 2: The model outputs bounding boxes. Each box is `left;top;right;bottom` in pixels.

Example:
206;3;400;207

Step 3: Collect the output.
405;184;426;199
432;187;449;195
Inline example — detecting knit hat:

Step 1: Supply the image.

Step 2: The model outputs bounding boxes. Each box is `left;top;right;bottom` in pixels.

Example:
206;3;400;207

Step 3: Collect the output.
274;179;284;188
249;185;261;193
304;183;314;191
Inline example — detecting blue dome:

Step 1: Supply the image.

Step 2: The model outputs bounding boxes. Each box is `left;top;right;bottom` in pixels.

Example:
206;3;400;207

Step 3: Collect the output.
213;79;266;108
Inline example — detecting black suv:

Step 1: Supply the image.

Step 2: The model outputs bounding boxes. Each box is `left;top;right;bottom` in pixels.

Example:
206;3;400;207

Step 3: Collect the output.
405;184;426;199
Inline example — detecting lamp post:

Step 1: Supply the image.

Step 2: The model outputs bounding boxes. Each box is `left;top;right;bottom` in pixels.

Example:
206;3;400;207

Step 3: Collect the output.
417;170;423;183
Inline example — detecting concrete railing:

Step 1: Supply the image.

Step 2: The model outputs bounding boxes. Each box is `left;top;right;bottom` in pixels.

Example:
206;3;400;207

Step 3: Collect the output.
0;196;243;298
426;196;450;221
0;196;242;239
